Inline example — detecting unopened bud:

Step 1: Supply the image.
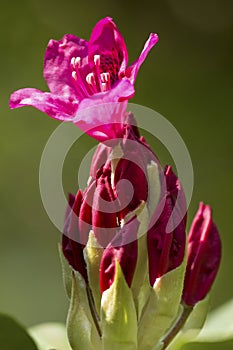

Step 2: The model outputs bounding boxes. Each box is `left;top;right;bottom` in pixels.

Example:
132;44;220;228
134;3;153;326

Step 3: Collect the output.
182;202;221;306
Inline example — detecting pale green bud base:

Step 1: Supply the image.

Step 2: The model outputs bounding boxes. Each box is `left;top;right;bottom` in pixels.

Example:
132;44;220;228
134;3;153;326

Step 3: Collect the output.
59;239;189;350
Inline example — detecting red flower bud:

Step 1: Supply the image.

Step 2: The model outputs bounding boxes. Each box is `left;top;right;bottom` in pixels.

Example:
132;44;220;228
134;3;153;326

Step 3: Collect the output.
62;190;88;281
90;142;111;177
182;202;221;306
114;120;159;219
147;166;187;286
92;162;118;246
99;218;139;292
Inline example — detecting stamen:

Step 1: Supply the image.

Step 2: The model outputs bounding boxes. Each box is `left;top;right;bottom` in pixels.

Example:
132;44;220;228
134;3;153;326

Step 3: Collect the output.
94;54;100;66
72;71;77;80
100;72;110;83
102;83;107;92
70;56;81;70
75;57;81;68
70;57;76;69
93;54;103;92
71;54;111;95
70;57;92;97
100;72;111;91
86;73;95;86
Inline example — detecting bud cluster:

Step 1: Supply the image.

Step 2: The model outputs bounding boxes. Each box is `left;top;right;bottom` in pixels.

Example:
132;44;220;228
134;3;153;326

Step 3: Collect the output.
61;114;221;350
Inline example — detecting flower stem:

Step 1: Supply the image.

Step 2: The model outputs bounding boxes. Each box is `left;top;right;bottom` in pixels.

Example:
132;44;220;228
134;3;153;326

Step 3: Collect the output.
161;304;193;349
86;284;102;338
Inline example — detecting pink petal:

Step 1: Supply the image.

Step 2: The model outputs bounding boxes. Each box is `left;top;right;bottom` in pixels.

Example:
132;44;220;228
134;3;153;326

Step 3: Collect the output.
44;34;88;99
10;88;78;121
73;79;135;141
126;33;159;84
88;17;128;79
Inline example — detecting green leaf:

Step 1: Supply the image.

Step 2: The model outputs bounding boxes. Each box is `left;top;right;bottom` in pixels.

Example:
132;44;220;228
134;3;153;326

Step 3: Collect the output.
101;260;138;350
58;242;73;299
168;298;233;349
29;323;71;350
194;298;233;343
67;271;102;350
84;230;103;315
0;313;38;350
182;296;210;334
138;257;186;350
167;296;210;350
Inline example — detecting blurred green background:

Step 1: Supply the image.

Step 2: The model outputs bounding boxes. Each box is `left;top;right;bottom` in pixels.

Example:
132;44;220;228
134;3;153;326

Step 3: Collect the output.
1;0;232;348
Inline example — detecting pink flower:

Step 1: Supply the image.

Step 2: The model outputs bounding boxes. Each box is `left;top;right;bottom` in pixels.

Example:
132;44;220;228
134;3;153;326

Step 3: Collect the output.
182;202;221;306
9;17;158;141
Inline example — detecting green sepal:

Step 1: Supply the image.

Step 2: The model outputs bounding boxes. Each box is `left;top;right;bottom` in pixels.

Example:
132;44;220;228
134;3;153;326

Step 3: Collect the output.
147;161;161;217
84;230;103;315
0;313;38;350
101;260;137;350
138;257;186;350
131;204;150;317
58;242;72;299
28;323;71;350
130;161;160;320
67;270;102;350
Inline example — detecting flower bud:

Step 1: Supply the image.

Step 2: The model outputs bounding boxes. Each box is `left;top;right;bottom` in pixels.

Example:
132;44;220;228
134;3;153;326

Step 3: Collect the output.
78;179;95;245
114;129;148;218
147;165;187;286
90;142;111;177
114;114;160;219
99;218;139;293
92;162;118;246
62;190;88;282
60;113;221;350
182;202;221;306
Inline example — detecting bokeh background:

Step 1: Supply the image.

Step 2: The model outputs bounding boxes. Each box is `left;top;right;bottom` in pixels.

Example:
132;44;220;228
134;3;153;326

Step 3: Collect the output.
1;0;232;349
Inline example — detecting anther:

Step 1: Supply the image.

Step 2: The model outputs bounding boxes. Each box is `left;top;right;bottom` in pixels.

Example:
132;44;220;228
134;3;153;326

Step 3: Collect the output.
102;83;107;91
71;56;81;70
100;72;110;83
94;54;101;65
72;71;77;80
75;57;81;68
70;57;76;69
86;73;95;86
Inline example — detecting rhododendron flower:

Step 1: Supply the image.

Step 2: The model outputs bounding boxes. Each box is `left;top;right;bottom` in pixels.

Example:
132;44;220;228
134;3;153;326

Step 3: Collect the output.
9;17;158;141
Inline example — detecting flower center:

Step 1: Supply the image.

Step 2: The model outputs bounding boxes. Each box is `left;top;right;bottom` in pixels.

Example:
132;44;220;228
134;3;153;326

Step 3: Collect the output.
70;55;112;98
